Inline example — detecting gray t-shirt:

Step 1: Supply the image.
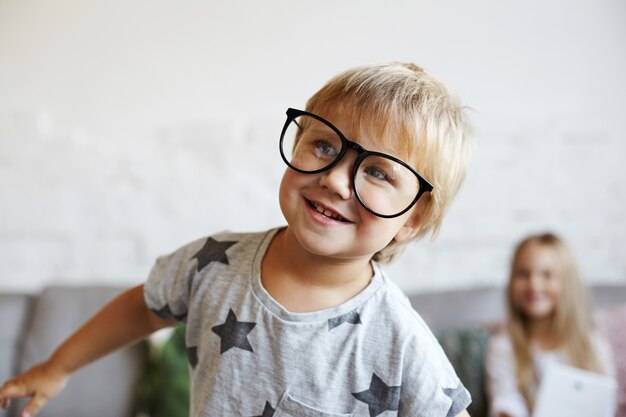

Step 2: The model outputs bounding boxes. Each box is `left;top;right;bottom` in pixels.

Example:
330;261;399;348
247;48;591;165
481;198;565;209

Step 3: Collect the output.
144;228;471;417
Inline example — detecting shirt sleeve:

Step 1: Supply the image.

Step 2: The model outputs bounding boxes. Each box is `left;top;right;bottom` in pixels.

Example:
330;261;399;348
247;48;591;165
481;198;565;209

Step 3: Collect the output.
485;331;529;417
143;237;206;323
399;321;472;416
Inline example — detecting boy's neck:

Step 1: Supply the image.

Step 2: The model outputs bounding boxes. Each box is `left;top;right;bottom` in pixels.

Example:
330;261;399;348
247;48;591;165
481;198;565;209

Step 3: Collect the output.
260;228;375;313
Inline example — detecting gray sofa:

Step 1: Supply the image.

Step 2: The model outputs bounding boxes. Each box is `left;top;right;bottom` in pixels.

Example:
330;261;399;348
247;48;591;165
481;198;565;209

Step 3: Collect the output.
1;284;624;417
0;287;144;417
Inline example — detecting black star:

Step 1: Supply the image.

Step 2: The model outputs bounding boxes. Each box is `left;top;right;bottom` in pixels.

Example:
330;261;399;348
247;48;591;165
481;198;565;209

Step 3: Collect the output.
328;310;362;331
251;401;275;417
443;384;470;417
211;309;256;354
352;373;401;417
191;237;238;272
187;346;198;369
151;305;187;321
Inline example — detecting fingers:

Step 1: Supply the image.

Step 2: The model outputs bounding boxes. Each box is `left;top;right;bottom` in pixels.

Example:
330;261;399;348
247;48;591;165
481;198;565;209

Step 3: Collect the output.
0;380;48;417
1;397;11;410
22;392;50;417
0;363;67;417
0;380;26;414
0;380;17;412
0;380;29;399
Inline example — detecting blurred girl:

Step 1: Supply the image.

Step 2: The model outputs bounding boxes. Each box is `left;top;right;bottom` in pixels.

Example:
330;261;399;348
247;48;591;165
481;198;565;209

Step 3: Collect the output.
485;232;614;417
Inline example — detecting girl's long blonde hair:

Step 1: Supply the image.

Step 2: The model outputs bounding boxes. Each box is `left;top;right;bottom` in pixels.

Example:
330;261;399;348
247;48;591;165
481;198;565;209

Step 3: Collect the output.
506;233;604;410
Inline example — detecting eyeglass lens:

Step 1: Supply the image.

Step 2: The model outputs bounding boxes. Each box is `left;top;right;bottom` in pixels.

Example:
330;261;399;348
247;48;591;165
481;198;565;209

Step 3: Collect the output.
281;114;421;217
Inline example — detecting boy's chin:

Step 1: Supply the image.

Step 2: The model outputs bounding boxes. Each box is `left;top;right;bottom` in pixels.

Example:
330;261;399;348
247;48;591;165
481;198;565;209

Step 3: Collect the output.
289;230;386;261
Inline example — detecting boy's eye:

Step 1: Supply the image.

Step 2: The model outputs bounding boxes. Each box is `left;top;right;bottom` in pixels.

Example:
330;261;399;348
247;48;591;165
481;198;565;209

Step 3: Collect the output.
313;140;339;158
364;166;391;182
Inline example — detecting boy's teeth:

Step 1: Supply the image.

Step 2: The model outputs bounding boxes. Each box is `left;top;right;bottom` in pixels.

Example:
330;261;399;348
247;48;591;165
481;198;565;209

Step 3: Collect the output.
313;202;343;221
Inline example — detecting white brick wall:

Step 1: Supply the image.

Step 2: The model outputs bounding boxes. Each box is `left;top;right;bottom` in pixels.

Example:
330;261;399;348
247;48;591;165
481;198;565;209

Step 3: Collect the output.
1;0;625;293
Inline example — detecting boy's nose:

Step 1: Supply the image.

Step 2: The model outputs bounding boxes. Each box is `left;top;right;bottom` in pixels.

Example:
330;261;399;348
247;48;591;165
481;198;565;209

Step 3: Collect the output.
318;152;355;200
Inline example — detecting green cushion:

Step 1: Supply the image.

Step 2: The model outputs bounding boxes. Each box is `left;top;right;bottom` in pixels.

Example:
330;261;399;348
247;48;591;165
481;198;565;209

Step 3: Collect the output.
437;328;491;417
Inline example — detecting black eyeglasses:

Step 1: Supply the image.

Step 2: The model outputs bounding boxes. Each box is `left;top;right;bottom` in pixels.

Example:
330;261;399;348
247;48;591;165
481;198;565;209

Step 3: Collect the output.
279;108;433;218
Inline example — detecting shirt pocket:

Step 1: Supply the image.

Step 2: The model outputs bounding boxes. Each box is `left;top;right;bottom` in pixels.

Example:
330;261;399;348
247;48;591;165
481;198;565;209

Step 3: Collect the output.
274;391;353;417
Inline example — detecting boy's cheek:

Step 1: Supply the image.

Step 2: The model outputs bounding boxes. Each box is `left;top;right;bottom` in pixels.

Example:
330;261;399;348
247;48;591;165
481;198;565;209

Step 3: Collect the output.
394;222;419;243
395;202;427;243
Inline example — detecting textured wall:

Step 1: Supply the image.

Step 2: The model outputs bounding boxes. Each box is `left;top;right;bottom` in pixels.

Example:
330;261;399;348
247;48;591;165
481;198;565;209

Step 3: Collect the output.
1;0;625;293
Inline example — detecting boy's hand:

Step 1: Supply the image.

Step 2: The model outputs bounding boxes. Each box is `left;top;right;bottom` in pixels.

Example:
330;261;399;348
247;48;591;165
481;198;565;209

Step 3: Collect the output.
0;360;69;417
0;285;162;417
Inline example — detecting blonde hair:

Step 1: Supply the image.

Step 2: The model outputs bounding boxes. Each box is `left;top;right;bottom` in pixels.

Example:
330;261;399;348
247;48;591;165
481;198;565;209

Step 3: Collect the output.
506;233;604;410
305;62;473;263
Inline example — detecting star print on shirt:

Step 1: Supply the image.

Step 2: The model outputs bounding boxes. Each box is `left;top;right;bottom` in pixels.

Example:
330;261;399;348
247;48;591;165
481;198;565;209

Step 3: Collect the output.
352;373;401;417
150;304;187;322
443;384;470;417
251;401;275;417
211;308;257;354
187;346;198;369
328;310;362;331
191;237;238;272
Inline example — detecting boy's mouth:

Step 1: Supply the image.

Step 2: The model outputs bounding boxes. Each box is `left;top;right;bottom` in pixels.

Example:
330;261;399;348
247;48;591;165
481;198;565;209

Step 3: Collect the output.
307;200;350;223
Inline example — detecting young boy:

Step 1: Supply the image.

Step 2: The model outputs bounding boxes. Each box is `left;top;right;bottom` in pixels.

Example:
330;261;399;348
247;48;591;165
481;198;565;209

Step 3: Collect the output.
0;62;473;417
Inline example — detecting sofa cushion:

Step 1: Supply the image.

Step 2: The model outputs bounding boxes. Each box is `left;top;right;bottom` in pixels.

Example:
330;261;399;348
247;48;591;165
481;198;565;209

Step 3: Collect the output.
14;286;145;417
592;286;626;310
0;293;32;390
409;287;505;332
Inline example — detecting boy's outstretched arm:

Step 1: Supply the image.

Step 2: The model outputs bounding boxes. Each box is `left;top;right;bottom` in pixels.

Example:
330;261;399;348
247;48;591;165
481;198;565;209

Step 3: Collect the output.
457;410;471;416
0;284;175;417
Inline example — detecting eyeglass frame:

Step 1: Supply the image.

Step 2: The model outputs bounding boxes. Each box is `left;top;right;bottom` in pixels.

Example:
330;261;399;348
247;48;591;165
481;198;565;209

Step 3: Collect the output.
279;107;434;219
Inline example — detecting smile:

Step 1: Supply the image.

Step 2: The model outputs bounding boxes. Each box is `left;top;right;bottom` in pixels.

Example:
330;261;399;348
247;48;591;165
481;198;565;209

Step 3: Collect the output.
307;200;349;222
